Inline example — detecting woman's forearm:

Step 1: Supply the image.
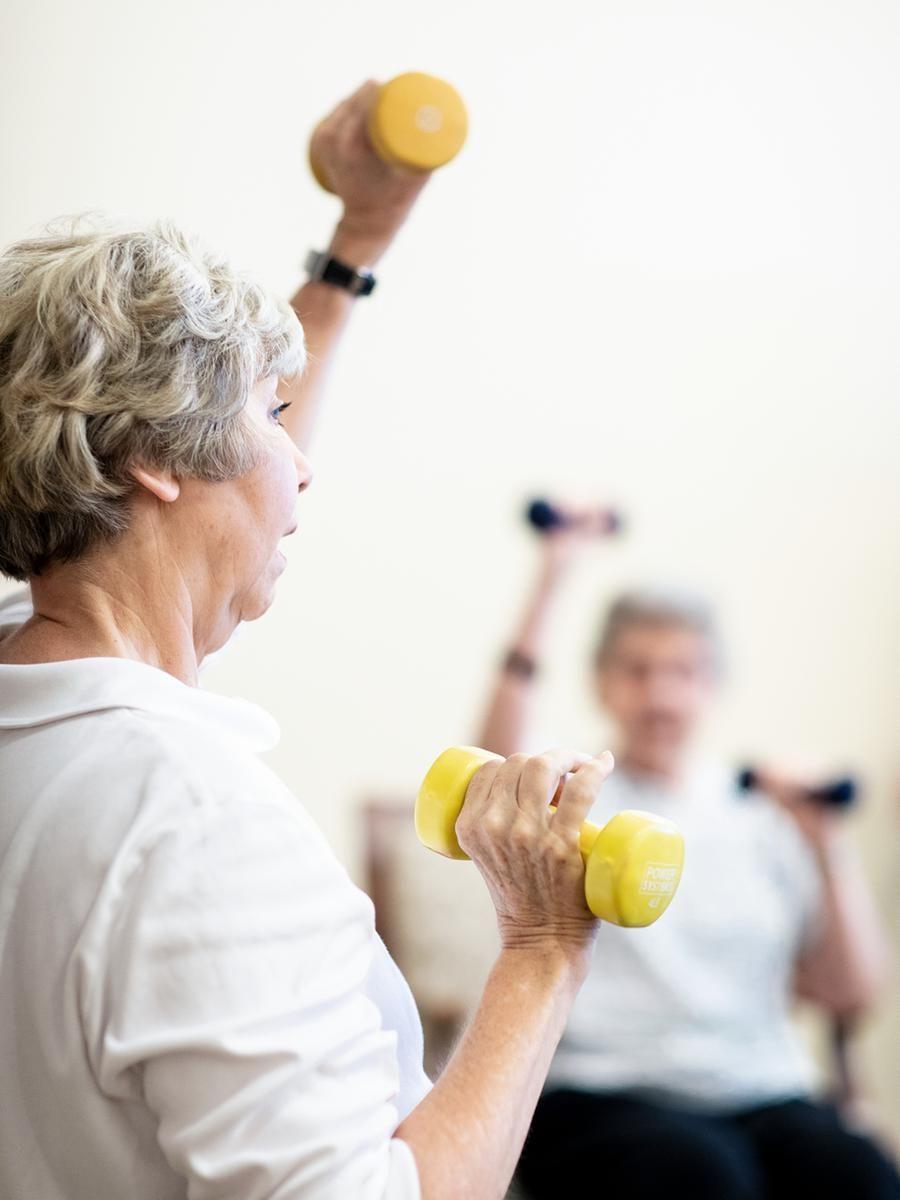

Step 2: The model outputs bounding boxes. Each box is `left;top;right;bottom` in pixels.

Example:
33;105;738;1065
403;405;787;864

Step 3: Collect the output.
476;564;563;757
281;222;394;452
478;674;536;759
796;834;891;1015
395;943;589;1200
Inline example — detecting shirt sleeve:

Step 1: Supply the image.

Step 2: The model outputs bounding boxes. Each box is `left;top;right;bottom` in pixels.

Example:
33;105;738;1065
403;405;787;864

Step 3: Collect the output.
89;791;421;1200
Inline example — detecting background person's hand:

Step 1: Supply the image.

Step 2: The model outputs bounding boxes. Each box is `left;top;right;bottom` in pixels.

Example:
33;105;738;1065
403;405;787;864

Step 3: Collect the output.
754;765;844;853
310;81;432;260
455;749;615;963
536;501;616;584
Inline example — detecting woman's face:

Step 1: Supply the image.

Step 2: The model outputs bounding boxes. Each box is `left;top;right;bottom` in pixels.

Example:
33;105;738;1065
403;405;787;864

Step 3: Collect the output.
175;375;311;638
595;621;717;773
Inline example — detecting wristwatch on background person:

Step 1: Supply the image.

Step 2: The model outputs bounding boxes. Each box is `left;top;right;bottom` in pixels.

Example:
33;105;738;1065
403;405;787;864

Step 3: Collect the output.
305;249;377;297
502;648;538;680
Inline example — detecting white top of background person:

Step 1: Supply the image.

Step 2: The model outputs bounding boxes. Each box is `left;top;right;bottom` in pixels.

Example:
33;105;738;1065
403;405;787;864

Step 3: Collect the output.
0;88;617;1200
477;505;890;1111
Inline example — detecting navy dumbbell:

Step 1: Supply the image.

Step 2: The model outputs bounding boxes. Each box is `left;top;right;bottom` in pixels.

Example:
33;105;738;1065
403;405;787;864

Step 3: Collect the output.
737;767;857;809
526;498;622;536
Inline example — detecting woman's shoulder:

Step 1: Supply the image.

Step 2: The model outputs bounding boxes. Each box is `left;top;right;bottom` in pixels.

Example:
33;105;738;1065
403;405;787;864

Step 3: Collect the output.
4;673;347;905
66;705;373;951
105;703;336;866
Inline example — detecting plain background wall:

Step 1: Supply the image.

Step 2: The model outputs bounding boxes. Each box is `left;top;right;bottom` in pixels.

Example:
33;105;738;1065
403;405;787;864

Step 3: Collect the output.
3;0;899;1132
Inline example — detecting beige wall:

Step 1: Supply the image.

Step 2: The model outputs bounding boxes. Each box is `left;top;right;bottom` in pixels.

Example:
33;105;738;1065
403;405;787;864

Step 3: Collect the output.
3;0;898;1131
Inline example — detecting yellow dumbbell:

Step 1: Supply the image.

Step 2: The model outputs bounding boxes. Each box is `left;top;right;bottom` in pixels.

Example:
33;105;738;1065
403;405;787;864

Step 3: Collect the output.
310;72;468;193
416;747;685;928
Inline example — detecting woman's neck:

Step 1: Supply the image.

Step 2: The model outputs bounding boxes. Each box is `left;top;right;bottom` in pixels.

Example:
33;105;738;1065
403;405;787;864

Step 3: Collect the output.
614;749;687;789
0;547;219;686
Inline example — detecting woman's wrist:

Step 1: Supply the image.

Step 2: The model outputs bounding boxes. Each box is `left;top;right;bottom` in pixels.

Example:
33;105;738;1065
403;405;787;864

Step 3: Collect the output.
502;646;538;680
498;929;596;989
500;576;561;682
809;824;853;873
537;551;570;591
329;214;400;268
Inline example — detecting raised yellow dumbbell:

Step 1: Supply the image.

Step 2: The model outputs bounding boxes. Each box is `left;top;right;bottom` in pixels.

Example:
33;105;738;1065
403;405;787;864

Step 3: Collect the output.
416;747;685;928
310;72;468;193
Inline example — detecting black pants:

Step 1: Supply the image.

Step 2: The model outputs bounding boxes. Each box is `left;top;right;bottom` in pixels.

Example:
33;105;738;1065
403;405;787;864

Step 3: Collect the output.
516;1090;900;1200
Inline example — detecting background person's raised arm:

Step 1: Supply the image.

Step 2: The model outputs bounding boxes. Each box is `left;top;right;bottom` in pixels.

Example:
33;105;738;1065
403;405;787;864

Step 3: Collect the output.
478;507;609;757
778;783;892;1018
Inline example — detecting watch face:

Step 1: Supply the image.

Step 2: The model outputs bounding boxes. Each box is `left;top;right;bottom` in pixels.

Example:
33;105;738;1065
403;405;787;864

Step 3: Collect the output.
352;271;377;297
305;249;326;277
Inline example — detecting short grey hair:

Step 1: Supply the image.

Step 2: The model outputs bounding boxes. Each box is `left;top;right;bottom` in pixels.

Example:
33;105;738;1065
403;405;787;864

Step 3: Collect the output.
0;216;305;581
594;586;722;671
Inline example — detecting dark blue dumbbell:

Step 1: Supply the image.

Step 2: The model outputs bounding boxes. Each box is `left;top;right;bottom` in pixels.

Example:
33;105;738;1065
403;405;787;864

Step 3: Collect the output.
526;498;622;536
737;767;858;809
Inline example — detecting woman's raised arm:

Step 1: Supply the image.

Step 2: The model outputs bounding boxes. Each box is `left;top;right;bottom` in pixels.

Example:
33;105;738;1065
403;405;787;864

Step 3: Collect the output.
279;82;432;452
478;508;609;757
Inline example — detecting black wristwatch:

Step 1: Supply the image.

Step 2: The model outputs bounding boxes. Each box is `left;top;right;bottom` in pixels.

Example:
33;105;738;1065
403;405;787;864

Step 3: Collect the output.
305;249;377;297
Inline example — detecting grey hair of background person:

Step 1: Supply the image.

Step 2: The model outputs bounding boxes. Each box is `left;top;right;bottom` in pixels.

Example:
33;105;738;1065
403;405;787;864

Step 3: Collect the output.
593;587;725;677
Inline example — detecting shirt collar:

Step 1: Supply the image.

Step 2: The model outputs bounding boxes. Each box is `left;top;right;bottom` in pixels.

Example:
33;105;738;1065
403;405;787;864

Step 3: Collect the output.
0;656;280;754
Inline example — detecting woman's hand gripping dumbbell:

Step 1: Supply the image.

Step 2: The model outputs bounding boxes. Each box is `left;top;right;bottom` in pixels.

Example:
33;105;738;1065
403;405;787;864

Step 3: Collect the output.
310;73;468;194
416;747;685;930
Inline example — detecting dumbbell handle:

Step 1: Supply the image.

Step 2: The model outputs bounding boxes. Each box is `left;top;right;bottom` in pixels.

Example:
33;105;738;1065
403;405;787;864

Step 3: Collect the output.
550;805;602;857
526;498;622;537
737;767;857;809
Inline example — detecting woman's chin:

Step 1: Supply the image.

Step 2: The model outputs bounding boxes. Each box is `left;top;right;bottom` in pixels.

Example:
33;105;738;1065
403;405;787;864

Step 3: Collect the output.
240;561;286;623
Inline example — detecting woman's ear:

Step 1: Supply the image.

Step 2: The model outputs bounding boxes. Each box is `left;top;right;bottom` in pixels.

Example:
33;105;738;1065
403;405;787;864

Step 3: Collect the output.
130;463;181;503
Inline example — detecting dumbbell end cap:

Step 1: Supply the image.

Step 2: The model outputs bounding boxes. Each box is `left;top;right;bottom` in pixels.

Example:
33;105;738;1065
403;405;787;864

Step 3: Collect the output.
369;73;468;172
584;809;684;927
818;777;858;808
415;746;501;860
736;767;757;792
526;498;561;532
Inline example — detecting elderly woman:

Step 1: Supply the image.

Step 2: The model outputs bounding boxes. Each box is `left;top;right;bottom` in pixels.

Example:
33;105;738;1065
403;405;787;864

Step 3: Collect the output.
0;90;614;1200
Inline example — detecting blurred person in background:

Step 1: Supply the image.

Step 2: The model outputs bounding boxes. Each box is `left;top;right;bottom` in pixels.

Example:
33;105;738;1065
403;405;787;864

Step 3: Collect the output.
476;506;898;1200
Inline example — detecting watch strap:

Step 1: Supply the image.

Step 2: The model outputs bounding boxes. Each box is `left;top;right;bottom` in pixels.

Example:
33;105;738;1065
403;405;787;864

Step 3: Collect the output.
305;249;377;297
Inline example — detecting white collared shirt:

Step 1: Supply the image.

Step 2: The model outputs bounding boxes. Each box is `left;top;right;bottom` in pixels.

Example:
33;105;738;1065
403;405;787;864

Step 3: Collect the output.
0;589;430;1200
547;762;823;1112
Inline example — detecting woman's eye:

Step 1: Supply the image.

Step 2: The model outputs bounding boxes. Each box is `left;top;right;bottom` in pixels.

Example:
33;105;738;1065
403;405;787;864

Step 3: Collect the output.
271;401;293;427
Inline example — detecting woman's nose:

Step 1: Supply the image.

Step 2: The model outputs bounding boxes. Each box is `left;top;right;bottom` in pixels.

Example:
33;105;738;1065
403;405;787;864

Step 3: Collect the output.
294;447;313;493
